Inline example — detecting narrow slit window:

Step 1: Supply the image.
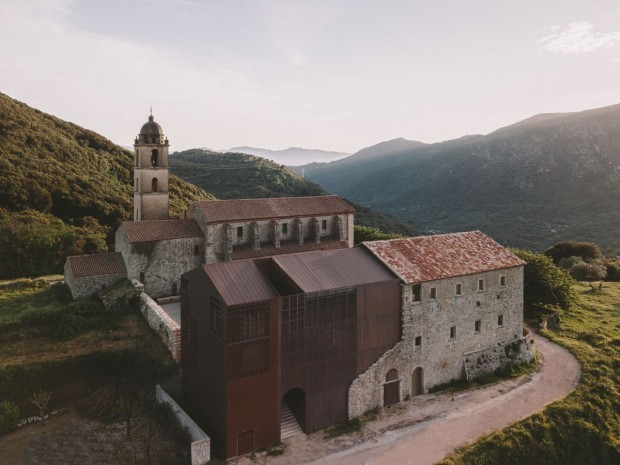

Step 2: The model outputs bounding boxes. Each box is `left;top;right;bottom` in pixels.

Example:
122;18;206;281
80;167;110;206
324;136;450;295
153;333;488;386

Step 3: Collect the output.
456;283;462;295
478;279;485;291
475;320;481;332
450;326;456;339
500;275;506;286
430;287;437;299
498;314;504;326
415;336;422;347
237;226;243;238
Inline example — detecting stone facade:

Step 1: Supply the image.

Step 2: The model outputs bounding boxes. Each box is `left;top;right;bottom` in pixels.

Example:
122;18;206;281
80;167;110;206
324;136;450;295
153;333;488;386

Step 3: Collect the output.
63;253;127;299
115;228;204;299
140;293;181;363
64;265;127;299
348;266;532;419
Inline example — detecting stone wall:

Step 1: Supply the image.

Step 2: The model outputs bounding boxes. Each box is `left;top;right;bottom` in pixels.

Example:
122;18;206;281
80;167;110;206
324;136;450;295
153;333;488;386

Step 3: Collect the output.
348;266;526;419
116;229;204;298
140;293;181;363
156;384;211;465
64;260;127;299
463;338;533;379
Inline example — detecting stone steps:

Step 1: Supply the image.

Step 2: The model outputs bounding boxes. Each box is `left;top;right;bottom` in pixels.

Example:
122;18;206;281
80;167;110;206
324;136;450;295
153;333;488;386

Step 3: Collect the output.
280;401;303;439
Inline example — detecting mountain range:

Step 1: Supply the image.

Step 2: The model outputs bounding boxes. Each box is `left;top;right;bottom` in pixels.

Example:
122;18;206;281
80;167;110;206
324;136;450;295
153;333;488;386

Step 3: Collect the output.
301;103;620;252
221;146;349;166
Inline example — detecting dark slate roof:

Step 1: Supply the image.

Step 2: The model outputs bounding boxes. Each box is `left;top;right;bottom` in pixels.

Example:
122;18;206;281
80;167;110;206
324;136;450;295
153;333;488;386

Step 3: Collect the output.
121;219;203;243
362;231;525;284
67;252;127;278
194;195;355;223
202;260;278;307
272;247;397;293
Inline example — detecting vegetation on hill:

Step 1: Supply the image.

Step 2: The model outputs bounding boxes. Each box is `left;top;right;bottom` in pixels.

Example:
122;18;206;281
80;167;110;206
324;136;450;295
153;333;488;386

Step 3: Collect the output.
0;92;212;278
170;148;417;237
437;280;620;465
303;103;620;252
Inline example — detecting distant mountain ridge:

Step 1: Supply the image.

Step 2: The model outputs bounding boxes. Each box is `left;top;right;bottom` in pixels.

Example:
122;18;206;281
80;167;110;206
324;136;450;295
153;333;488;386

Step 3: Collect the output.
302;103;620;251
223;145;350;165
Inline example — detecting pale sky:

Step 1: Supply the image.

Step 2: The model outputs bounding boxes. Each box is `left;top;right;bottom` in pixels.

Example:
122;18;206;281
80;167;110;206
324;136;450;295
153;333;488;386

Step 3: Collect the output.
1;0;619;153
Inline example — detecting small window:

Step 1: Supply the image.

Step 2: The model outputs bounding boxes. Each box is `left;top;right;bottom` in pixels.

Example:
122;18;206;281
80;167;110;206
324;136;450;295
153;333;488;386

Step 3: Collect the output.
172;283;178;295
430;287;437;299
455;283;462;295
500;275;506;286
475;320;481;332
414;336;422;347
194;244;200;256
450;326;456;339
152;177;158;192
478;279;485;291
498;314;504;326
282;223;288;234
321;219;327;230
139;272;145;284
411;284;421;302
237;226;243;238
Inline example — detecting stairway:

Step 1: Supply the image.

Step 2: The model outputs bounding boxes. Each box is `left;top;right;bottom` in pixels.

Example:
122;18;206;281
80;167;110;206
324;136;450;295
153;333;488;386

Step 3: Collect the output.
280;401;304;439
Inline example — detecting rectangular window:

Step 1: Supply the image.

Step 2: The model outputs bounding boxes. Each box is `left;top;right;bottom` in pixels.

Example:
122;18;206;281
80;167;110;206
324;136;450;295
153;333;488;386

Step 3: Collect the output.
478;279;485;291
475;320;481;332
450;326;456;339
411;284;421;302
139;272;145;284
209;296;223;337
228;303;270;344
321;219;327;230
237;226;243;238
455;283;462;295
498;314;504;326
194;244;200;256
415;336;422;347
500;275;506;286
430;287;437;299
282;222;288;234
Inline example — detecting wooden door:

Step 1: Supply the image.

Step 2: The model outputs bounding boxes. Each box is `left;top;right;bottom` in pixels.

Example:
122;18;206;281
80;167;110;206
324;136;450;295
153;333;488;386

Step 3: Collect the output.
412;367;424;396
383;369;400;406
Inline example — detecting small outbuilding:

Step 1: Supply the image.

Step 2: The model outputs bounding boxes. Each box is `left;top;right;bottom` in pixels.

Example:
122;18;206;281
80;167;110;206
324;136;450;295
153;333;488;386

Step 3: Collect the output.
64;252;127;299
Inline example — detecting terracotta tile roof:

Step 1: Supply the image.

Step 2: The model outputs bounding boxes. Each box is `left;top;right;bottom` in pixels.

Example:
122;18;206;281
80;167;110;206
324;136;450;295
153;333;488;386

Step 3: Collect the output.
202;260;278;307
121;219;203;243
67;252;127;278
362;231;524;284
272;247;397;293
232;237;348;260
194;195;355;223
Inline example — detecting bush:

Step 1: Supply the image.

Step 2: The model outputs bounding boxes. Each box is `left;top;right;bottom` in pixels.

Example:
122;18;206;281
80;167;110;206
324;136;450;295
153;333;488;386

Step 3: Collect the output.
354;225;401;245
559;256;607;281
545;241;603;265
0;400;20;435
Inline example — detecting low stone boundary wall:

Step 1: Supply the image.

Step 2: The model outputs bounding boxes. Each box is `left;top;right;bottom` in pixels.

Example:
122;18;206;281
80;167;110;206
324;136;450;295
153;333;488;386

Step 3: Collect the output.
156;385;210;465
463;337;534;380
140;293;181;363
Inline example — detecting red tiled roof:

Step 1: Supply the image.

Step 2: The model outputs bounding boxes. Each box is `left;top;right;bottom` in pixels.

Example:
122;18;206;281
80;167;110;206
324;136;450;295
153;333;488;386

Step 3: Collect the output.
202;260;278;307
272;247;397;293
361;231;524;284
67;252;127;278
121;219;203;243
194;195;355;223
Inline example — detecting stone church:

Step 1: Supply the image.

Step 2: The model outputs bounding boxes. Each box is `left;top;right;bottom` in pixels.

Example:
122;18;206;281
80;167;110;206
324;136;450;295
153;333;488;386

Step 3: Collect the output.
64;115;533;460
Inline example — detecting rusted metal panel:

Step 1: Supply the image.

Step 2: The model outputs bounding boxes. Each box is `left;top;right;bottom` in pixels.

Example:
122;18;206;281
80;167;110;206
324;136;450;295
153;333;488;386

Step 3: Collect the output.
272;247;397;293
202;260;278;307
362;230;525;284
195;195;355;223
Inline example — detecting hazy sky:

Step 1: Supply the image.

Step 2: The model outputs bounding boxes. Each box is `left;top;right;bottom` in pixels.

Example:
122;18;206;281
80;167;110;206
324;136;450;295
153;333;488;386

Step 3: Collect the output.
1;0;619;153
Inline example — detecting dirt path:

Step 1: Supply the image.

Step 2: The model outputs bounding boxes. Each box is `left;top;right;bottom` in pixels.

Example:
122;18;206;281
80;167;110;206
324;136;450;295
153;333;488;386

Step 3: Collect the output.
307;333;581;465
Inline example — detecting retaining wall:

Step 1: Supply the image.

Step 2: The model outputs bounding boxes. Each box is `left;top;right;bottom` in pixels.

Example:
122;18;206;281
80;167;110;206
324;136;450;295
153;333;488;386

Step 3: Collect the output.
140;293;181;363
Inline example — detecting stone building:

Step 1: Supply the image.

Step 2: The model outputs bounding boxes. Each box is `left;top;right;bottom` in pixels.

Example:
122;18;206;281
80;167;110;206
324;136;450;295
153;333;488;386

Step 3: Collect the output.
180;230;532;458
64;252;127;299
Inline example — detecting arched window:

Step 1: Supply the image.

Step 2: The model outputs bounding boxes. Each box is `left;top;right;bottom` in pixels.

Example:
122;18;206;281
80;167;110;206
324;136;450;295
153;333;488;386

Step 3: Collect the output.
151;149;158;167
152;178;158;192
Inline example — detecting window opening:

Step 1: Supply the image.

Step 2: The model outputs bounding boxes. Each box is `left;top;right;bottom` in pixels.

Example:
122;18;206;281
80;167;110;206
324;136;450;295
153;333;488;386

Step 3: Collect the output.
321;219;327;230
456;283;462;295
237;226;243;238
282;223;288;234
478;279;485;291
151;149;159;167
415;336;422;347
498;314;504;326
500;275;506;286
450;326;456;339
475;320;481;332
430;287;437;299
411;284;421;302
152;177;158;192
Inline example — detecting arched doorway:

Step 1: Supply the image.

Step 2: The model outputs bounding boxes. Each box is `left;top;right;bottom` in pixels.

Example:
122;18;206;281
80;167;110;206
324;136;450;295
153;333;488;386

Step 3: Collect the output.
151;149;159;167
282;388;305;438
412;367;424;396
383;369;400;406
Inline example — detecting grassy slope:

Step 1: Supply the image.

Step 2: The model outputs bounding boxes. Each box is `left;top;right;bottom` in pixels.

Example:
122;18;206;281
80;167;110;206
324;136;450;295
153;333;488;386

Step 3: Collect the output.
170;148;417;236
437;282;620;465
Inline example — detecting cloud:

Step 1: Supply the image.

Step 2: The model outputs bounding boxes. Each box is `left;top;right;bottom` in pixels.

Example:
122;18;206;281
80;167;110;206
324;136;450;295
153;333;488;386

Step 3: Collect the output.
538;22;620;54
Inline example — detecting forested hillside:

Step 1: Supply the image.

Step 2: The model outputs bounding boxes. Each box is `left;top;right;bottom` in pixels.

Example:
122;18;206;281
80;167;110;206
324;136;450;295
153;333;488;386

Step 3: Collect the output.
303;104;620;252
0;92;212;278
170;149;417;237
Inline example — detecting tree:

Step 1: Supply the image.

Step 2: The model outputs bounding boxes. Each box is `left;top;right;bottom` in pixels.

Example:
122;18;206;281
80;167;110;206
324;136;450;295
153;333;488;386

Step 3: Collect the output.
544;241;603;265
558;256;607;281
511;248;575;311
354;225;402;245
30;390;52;426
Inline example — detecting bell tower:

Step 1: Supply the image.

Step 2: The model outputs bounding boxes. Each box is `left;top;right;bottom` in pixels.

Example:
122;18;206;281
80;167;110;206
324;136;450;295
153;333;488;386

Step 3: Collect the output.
133;112;169;221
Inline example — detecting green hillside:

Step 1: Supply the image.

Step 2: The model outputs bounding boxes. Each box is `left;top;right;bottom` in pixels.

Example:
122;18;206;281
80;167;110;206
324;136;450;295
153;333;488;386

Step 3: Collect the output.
170;148;417;236
303;104;620;252
0;92;213;278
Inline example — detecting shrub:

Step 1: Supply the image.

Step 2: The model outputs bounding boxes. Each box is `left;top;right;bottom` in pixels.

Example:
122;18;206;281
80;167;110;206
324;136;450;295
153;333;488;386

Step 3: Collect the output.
0;400;20;435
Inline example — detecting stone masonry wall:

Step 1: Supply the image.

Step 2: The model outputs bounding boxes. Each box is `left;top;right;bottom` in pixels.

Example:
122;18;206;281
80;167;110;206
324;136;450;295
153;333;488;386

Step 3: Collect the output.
463;338;533;379
64;260;127;299
349;266;526;419
116;229;204;298
140;293;181;363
